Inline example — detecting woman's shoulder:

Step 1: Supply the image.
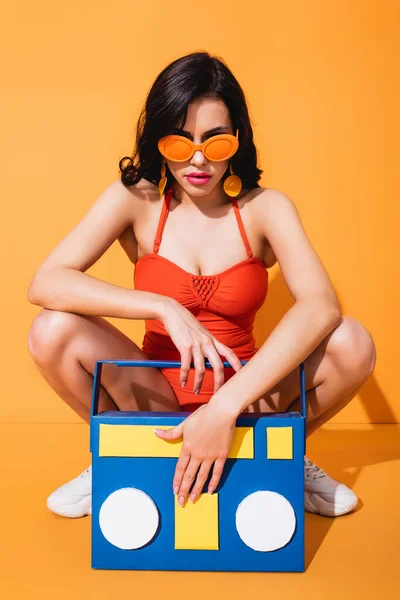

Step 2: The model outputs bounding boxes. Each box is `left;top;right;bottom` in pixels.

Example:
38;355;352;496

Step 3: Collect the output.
245;184;288;199
238;185;281;216
113;177;162;230
246;186;294;213
117;176;159;203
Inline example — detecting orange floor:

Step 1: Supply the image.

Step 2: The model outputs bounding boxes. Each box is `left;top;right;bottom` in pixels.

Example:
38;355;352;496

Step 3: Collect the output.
0;423;399;599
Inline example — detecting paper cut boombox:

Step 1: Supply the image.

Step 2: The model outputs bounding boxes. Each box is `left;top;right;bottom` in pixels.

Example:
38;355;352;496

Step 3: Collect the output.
90;359;307;572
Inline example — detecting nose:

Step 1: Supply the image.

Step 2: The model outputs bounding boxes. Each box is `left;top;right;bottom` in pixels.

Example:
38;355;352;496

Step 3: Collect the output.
190;149;207;166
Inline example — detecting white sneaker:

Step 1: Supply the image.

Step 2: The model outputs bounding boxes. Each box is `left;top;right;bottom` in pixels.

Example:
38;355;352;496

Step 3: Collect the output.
304;457;358;517
47;465;92;518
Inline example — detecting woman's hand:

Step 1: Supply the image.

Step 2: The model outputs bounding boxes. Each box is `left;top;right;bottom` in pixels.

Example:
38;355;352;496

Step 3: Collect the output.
154;403;237;505
160;298;243;393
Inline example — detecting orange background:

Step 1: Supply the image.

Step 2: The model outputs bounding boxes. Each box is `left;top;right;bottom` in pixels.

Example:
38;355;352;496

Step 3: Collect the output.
2;0;398;425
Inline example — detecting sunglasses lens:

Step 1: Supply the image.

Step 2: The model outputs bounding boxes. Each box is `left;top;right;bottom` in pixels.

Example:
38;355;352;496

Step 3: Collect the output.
205;139;236;161
163;138;192;161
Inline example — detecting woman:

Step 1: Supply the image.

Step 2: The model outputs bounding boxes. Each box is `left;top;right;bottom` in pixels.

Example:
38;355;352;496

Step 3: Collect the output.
27;51;376;519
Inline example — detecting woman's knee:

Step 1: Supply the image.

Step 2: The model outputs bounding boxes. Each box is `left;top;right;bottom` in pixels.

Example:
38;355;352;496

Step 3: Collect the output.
326;315;376;381
27;309;79;362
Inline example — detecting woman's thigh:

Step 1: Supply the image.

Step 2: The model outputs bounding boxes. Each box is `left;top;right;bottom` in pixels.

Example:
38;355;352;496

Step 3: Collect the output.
28;308;183;413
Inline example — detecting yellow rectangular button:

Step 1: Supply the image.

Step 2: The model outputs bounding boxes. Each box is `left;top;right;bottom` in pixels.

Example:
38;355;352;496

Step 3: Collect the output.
267;426;293;459
175;493;219;550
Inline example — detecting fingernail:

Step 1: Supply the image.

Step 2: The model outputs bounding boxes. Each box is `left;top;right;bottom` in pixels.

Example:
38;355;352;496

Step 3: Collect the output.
208;487;214;495
178;496;185;506
189;493;196;503
181;381;186;388
194;389;200;395
173;486;179;494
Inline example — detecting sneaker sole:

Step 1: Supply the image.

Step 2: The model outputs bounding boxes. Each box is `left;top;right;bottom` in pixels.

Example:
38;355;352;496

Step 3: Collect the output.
305;491;358;516
47;494;92;518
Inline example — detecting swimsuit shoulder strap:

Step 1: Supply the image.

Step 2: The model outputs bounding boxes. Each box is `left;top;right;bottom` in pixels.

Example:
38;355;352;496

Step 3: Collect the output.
153;186;173;254
154;188;253;258
231;197;253;258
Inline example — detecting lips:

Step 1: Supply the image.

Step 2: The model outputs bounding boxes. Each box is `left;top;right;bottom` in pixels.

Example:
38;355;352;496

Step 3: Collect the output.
187;173;210;178
185;174;211;186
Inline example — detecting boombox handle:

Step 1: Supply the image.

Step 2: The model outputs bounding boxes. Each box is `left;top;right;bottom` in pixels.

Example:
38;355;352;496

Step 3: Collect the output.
91;359;307;422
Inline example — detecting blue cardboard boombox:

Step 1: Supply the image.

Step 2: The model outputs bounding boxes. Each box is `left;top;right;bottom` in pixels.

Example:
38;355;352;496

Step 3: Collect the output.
90;359;307;572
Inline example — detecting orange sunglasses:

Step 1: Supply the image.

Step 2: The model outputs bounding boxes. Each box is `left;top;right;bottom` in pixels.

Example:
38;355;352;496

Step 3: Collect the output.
158;129;239;162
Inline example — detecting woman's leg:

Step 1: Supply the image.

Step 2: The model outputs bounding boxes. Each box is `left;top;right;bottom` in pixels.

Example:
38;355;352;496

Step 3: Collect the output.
27;308;183;518
27;308;183;424
245;315;376;517
245;316;376;434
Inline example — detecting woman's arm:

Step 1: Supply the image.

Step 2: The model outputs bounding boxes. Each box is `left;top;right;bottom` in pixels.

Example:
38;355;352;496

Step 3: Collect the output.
209;299;340;416
208;188;342;416
27;178;166;321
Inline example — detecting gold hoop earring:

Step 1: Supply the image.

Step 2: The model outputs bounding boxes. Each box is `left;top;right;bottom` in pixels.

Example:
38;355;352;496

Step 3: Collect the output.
223;162;242;197
159;157;167;198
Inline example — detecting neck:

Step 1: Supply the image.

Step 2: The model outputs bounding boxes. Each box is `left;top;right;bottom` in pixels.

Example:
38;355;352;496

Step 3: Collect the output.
170;180;233;211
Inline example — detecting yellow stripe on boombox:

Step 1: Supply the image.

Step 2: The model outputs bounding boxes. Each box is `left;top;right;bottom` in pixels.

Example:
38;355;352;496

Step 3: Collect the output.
99;424;254;459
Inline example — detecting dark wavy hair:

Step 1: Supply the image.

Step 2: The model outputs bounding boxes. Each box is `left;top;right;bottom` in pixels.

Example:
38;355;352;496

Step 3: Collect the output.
119;51;263;191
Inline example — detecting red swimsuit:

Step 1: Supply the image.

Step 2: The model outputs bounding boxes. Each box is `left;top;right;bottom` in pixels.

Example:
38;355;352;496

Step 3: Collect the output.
133;185;269;412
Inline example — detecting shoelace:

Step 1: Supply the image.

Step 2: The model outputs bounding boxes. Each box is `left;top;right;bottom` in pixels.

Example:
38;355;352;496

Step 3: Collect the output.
304;457;327;481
